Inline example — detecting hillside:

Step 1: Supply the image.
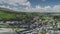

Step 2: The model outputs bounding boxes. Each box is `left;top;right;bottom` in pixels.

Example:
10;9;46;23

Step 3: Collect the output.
0;7;17;21
0;7;39;21
0;7;60;21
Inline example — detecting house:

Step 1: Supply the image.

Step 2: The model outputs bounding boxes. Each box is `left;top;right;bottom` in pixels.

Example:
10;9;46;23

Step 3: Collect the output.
57;22;60;28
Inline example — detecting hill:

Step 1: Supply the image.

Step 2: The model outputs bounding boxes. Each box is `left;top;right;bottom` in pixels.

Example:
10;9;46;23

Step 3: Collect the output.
0;7;60;21
0;7;39;21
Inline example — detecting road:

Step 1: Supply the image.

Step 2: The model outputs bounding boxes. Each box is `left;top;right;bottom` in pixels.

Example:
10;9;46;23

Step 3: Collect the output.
0;28;17;34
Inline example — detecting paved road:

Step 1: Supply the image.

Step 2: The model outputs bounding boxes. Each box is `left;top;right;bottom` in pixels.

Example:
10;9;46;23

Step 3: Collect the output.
0;28;17;34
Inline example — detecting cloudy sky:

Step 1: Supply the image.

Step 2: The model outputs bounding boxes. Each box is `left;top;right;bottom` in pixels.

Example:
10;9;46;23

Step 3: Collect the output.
0;0;60;12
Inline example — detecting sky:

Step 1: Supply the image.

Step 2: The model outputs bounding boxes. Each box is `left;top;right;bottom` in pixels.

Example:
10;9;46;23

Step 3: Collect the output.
0;0;60;12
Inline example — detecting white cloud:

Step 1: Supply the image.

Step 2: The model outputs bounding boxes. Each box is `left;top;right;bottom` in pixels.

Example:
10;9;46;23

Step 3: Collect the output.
23;5;60;12
0;0;31;7
53;5;60;12
0;0;60;12
0;5;10;8
44;6;52;11
0;4;60;12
